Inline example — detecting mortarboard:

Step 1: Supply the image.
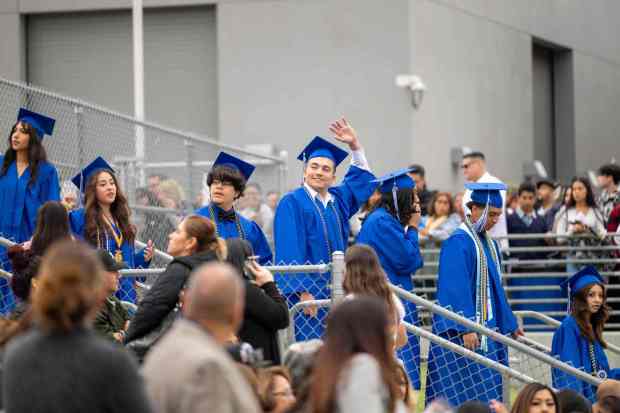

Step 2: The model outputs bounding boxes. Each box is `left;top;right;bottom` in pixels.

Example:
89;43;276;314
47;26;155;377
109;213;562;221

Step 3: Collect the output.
17;108;56;139
297;136;348;167
372;167;416;194
212;152;255;181
465;182;506;209
371;167;416;222
72;156;114;193
560;265;605;298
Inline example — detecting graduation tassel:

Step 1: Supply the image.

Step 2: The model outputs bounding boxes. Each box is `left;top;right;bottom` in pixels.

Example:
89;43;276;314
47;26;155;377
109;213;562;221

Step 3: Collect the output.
392;184;400;222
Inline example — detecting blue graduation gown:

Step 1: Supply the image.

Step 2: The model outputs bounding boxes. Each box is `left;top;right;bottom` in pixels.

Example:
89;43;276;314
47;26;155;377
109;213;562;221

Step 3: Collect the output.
355;207;424;389
551;315;620;402
273;165;375;340
69;208;149;302
0;158;60;313
0;159;60;245
426;228;518;406
195;203;272;265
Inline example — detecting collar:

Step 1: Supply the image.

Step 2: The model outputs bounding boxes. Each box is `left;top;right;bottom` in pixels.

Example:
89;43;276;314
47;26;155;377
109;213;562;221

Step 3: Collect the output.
516;207;536;220
304;182;333;207
209;202;234;214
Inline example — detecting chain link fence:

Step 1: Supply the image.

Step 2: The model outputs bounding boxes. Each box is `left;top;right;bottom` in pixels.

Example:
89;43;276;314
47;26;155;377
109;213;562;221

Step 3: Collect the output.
0;75;287;258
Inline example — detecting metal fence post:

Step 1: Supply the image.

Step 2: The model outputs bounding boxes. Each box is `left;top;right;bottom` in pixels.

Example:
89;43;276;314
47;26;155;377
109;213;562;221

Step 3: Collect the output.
331;250;345;304
185;139;195;216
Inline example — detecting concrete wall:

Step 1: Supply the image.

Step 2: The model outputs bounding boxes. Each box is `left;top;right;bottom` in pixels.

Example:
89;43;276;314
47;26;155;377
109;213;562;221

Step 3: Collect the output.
217;0;411;187
1;0;620;189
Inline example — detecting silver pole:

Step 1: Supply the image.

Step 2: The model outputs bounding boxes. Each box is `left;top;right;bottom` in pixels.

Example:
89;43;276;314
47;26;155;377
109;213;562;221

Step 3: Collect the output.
391;285;602;386
132;0;146;186
331;251;346;304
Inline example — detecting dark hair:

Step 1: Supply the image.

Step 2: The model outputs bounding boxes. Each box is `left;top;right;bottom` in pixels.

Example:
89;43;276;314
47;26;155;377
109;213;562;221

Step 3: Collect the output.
556;389;591;413
147;173;167;181
32;240;104;333
462;151;485;161
225;238;253;280
83;169;136;246
207;165;247;198
10;255;42;302
428;192;454;218
343;245;397;325
258;366;293;412
183;215;226;259
30;201;71;256
408;164;425;178
1;121;49;187
572;283;609;348
518;182;537;197
599;396;620;413
598;164;620;185
568;177;597;209
375;188;417;226
511;383;558;413
457;401;492;413
309;297;398;413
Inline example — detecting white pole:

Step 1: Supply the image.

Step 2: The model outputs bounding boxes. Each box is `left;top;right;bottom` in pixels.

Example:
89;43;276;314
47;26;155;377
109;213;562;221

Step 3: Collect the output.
133;0;145;186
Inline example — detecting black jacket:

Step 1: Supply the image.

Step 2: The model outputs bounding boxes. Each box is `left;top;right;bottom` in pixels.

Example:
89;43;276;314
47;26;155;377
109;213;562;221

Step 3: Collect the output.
238;281;289;364
124;250;219;343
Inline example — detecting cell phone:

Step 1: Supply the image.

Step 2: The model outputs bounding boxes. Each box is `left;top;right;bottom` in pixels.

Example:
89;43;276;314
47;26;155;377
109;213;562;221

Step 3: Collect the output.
246;255;260;262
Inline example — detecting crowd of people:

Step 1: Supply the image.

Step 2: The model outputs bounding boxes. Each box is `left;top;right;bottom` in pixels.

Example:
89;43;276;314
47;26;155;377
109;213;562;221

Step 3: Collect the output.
1;109;620;412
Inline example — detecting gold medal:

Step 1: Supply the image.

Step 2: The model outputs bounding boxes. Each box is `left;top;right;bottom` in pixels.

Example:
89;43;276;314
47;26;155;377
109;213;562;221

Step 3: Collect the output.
114;249;123;263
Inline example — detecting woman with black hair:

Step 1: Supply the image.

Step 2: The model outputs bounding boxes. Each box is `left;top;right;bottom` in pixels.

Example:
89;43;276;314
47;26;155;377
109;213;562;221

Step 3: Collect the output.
196;152;272;265
356;167;423;390
0;109;60;311
554;177;607;272
225;238;289;364
0;109;60;249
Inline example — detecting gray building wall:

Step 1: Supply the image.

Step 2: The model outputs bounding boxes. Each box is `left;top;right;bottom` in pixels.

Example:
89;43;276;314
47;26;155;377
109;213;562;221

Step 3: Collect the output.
0;0;619;190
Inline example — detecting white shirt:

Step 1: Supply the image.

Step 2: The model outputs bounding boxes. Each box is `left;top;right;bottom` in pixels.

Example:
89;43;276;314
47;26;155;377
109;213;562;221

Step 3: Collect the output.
462;171;509;250
303;148;371;208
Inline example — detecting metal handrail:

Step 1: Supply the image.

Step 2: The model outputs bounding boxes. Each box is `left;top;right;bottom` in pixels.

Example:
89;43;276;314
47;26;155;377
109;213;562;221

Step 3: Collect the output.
514;310;620;356
390;285;602;386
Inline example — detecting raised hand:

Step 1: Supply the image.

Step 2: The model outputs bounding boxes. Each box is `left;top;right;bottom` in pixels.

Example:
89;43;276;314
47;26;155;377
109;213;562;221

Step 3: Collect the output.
329;117;361;151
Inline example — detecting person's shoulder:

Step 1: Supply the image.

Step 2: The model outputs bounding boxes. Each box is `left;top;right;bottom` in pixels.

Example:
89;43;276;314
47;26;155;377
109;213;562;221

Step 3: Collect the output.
5;329;43;361
38;161;57;174
69;207;85;220
344;353;382;382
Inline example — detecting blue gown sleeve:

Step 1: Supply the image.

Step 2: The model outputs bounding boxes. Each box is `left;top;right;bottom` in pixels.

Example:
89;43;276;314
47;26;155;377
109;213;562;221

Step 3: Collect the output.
133;247;150;269
365;217;423;279
69;209;85;238
273;194;310;293
329;165;376;220
40;164;60;202
551;319;586;392
435;235;476;334
248;221;273;265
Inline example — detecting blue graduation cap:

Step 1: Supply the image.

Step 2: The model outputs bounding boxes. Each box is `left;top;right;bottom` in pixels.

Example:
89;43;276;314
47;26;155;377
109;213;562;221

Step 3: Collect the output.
17;108;56;139
212;152;255;181
297;136;349;167
560;265;605;298
465;182;506;208
372;167;416;194
71;156;114;193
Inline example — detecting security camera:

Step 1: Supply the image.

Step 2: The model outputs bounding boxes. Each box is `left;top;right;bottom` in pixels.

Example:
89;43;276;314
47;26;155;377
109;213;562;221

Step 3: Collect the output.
395;75;426;109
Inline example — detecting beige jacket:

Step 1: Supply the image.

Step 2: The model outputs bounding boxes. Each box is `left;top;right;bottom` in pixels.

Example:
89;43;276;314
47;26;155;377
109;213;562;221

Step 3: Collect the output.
142;318;261;413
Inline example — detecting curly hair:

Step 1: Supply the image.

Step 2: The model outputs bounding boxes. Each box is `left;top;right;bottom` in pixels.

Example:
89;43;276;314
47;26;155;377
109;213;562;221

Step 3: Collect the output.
1;121;48;188
32;240;104;333
83;169;135;246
